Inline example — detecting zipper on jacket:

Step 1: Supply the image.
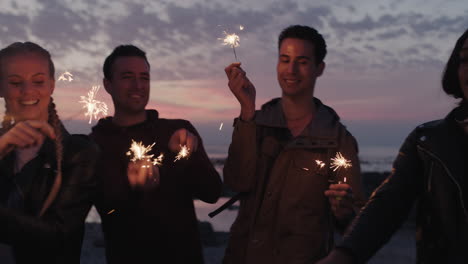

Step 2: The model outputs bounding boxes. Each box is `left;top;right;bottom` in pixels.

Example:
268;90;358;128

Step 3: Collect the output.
417;145;468;222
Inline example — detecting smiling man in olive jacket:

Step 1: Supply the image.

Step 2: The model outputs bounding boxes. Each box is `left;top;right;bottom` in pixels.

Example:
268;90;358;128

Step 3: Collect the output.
221;25;365;264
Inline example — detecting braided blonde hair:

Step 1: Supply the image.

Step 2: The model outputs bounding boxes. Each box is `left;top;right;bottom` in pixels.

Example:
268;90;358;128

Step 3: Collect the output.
0;42;63;216
39;98;63;216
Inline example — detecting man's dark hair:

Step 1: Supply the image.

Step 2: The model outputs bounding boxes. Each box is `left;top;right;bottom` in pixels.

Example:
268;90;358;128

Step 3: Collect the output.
103;45;150;80
442;28;468;104
278;25;327;65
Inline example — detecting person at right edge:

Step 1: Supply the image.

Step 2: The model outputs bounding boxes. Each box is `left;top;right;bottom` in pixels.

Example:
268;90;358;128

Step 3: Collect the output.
318;29;468;264
222;25;365;264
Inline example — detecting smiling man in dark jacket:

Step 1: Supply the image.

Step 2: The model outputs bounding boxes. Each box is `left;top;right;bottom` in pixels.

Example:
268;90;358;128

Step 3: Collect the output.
90;45;222;264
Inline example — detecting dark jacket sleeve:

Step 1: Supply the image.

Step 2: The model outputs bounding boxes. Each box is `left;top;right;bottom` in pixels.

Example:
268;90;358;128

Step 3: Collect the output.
0;137;99;256
177;121;222;203
338;128;423;263
223;118;258;192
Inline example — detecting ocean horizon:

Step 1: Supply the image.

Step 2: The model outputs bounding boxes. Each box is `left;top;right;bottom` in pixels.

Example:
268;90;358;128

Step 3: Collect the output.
206;144;398;173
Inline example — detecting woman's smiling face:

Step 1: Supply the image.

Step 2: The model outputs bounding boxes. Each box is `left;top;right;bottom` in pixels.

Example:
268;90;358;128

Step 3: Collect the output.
0;52;55;122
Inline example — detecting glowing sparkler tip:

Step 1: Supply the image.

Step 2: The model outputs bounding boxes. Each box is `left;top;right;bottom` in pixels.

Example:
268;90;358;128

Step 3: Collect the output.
220;31;240;48
153;154;164;166
174;145;190;162
58;71;74;82
315;160;325;168
239;25;244;31
79;85;108;124
330;152;352;172
127;139;164;166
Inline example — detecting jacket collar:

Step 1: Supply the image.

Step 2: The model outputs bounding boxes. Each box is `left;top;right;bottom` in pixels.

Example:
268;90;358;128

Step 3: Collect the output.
419;106;467;182
255;97;342;140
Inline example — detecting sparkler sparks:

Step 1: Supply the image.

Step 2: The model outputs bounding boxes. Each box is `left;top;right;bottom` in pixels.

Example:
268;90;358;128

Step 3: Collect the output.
220;31;240;61
79;85;108;124
58;71;73;82
315;160;326;169
126;140;164;166
239;25;244;31
330;152;352;172
174;145;190;162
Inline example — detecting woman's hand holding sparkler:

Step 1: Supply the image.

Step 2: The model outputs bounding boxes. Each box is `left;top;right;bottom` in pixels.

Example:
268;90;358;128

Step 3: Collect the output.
0;120;56;158
127;159;160;190
225;62;256;121
325;183;354;221
169;128;198;159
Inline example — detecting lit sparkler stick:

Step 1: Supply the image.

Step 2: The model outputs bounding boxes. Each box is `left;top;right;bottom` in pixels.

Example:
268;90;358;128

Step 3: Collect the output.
126;139;164;166
330;152;352;184
220;31;240;61
58;71;73;82
174;145;190;162
79;85;108;124
219;122;224;131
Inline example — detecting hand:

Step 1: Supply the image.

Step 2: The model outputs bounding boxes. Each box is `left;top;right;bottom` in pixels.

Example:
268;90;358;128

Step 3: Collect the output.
324;183;354;221
0;120;56;158
224;62;256;121
127;159;160;190
168;128;198;156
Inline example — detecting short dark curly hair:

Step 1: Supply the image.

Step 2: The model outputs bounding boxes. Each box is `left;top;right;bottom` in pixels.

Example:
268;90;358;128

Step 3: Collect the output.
278;25;327;65
103;45;150;80
442;29;468;102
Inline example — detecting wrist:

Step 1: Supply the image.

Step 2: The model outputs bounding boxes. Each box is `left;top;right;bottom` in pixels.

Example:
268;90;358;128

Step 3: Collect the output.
240;106;255;121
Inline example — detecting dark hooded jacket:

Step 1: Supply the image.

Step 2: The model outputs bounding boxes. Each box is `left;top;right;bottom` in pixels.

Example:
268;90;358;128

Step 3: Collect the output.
339;105;468;263
90;109;222;264
223;98;364;264
0;125;99;264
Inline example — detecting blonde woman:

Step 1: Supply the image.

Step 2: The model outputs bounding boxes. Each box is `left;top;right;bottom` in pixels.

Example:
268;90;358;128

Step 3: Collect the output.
0;42;98;263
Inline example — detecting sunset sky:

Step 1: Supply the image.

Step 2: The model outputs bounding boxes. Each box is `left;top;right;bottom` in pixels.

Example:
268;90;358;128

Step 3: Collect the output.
0;0;467;156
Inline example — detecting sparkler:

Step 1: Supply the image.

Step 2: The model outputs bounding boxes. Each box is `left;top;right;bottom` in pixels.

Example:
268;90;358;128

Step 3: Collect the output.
220;31;240;61
58;71;74;82
330;152;352;172
219;122;224;131
239;25;244;31
126;140;164;166
330;152;352;185
315;160;326;169
302;160;325;172
79;85;108;124
174;145;190;162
